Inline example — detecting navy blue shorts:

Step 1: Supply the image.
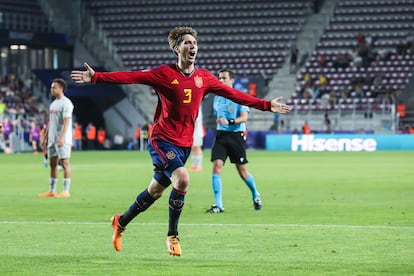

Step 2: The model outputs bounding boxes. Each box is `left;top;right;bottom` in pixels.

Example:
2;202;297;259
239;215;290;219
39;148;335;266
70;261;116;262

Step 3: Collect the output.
148;138;191;180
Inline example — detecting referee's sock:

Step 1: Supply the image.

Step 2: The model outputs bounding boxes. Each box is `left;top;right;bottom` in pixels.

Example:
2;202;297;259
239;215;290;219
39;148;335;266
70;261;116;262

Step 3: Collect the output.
244;174;260;200
212;174;223;209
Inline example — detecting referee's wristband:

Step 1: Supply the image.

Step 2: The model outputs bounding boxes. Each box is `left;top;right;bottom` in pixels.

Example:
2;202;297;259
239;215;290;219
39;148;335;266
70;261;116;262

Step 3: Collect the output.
228;119;235;125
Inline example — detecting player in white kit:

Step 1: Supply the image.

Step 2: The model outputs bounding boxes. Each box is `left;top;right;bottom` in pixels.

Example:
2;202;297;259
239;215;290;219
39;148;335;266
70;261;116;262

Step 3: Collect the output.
39;78;74;198
188;106;204;171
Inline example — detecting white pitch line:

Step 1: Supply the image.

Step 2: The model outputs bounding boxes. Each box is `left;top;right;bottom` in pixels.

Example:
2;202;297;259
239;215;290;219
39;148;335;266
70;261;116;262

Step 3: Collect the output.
0;221;413;230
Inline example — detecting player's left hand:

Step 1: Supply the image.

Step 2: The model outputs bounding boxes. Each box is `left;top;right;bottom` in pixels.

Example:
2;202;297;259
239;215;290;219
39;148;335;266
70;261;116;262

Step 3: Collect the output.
271;96;292;114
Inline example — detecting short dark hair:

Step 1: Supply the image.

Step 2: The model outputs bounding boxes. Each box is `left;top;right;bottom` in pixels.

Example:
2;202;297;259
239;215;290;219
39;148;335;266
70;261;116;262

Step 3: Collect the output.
52;78;67;92
218;68;236;80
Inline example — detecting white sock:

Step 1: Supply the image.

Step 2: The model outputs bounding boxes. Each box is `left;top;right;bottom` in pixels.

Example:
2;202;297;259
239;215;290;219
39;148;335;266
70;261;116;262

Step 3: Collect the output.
49;178;57;193
192;155;203;167
63;178;71;193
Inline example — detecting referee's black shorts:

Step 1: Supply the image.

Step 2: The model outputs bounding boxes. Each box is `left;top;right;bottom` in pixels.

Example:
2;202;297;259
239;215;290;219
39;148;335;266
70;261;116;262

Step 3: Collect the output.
211;131;248;164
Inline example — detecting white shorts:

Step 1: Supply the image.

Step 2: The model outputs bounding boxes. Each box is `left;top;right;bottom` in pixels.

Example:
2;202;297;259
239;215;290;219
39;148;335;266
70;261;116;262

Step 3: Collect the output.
193;113;204;147
48;144;72;159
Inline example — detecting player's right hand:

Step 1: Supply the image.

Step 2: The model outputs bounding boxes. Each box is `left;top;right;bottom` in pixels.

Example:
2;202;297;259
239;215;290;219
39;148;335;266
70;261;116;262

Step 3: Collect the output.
71;62;95;83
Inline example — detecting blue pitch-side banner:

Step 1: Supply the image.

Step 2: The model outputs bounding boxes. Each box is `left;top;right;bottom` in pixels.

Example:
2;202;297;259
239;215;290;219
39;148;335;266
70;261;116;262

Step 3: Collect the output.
266;134;414;151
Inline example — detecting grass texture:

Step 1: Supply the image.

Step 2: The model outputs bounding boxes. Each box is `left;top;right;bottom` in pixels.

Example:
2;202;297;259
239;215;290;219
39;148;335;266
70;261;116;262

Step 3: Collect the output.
0;150;413;275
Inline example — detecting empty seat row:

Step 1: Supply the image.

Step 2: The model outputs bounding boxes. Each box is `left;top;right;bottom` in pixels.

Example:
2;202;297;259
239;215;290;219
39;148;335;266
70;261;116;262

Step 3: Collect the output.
338;0;414;7
335;6;414;15
89;1;309;12
88;0;310;78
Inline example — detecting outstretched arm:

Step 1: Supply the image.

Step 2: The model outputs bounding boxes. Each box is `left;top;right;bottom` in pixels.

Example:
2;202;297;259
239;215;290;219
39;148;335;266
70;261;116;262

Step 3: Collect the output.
71;62;95;83
208;74;292;113
271;97;292;114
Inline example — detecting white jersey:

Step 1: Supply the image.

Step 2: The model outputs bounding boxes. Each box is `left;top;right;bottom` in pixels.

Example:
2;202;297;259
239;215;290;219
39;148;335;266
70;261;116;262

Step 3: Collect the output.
48;96;74;147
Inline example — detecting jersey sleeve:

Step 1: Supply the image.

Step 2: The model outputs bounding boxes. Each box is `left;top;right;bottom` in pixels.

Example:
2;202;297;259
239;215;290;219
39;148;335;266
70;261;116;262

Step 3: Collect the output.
205;72;271;112
91;69;157;86
63;99;74;118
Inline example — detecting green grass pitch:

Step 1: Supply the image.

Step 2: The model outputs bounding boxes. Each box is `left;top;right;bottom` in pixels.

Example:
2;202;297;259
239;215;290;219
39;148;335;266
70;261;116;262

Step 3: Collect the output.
1;150;413;275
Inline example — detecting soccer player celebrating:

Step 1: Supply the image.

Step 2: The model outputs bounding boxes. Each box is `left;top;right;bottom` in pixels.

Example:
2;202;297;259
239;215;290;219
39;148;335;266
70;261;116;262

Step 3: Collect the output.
71;26;292;256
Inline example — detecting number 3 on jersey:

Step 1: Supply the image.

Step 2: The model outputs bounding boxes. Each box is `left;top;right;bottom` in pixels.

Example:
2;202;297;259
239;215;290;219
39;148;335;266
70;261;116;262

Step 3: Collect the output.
183;89;192;103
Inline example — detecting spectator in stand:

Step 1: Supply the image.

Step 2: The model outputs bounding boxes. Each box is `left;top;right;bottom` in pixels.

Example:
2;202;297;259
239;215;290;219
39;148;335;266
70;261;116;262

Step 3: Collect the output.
302;121;311;134
29;120;41;155
358;43;371;67
317;78;329;98
318;74;327;86
317;53;326;68
349;46;362;67
371;76;386;98
73;122;83;151
302;83;319;100
356;33;365;46
97;127;106;149
303;72;311;84
333;52;351;69
396;40;408;55
339;87;349;101
376;47;391;63
86;122;96;150
2;116;13;152
328;89;338;106
319;90;330;109
351;82;365;99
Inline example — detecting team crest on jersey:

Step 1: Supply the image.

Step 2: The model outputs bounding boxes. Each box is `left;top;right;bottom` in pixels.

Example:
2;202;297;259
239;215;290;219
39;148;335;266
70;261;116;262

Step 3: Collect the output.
194;76;203;88
166;150;176;160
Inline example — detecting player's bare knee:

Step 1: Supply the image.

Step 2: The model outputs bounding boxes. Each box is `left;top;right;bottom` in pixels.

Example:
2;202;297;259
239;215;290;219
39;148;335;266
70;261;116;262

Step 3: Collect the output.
148;180;166;199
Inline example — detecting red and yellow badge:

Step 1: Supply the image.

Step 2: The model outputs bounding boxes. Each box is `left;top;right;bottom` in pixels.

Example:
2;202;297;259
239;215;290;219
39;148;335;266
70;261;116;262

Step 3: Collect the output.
194;75;203;88
166;150;176;160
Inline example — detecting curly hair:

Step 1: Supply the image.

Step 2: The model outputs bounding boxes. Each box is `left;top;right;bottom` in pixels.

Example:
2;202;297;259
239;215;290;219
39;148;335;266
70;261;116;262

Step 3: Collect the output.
168;26;198;52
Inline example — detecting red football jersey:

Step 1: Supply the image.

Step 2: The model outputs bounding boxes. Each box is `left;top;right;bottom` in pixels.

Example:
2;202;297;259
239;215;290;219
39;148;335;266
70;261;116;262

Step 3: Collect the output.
92;64;271;147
